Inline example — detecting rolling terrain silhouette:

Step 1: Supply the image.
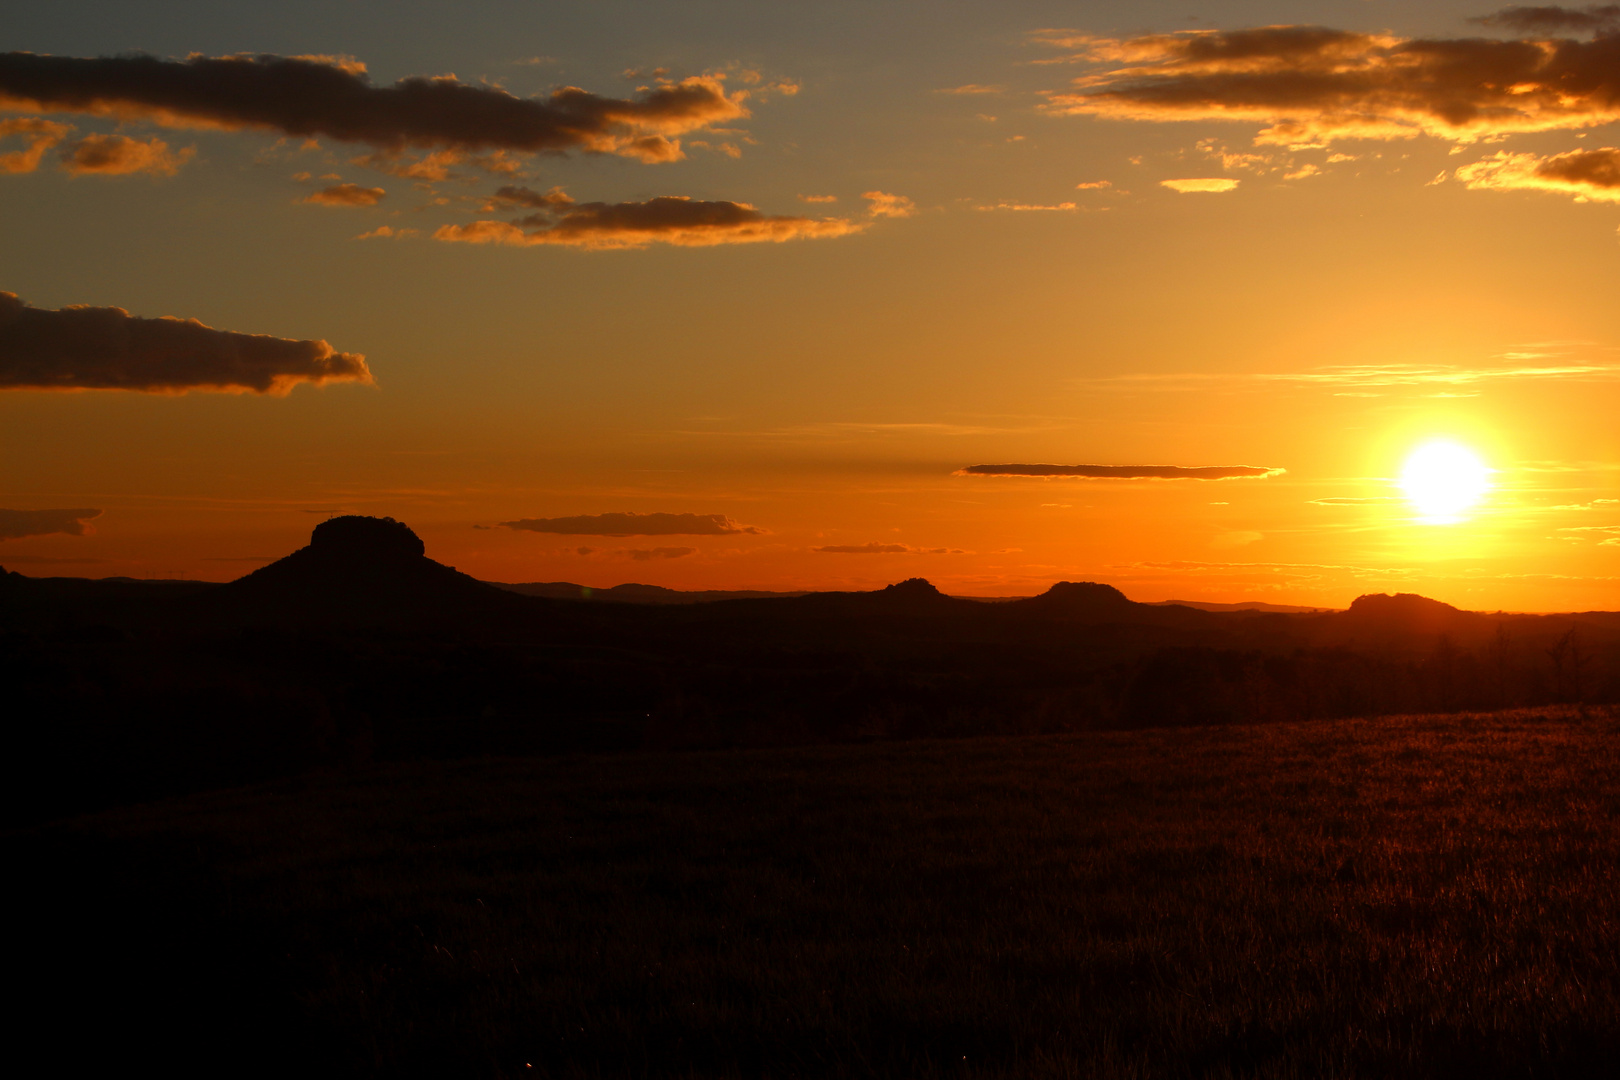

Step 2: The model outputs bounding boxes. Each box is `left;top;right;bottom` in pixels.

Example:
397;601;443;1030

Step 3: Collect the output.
3;515;1617;822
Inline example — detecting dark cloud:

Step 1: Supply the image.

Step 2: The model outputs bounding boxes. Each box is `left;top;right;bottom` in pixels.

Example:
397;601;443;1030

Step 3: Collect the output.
0;292;372;393
624;546;697;560
958;463;1284;479
59;132;191;175
1456;146;1620;200
1471;6;1620;33
0;507;102;540
1041;24;1620;144
437;193;861;250
498;512;762;537
0;116;71;172
0;52;747;162
303;182;386;206
484;184;575;211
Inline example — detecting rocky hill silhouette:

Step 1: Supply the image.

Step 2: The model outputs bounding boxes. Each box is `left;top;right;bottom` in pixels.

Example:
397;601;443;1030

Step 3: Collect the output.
198;515;538;629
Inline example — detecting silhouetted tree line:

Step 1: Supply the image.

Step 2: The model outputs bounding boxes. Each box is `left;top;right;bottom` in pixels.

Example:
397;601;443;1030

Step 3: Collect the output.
3;616;1616;826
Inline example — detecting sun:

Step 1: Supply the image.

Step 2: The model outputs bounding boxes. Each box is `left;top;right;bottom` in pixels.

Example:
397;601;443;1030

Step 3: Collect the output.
1400;440;1491;522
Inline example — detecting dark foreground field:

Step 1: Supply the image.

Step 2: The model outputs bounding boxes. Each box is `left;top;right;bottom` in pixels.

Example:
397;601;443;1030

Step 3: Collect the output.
15;706;1620;1078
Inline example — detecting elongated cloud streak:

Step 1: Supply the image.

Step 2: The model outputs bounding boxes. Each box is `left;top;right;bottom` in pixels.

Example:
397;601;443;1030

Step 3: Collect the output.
0;507;102;540
958;463;1284;479
0;292;372;393
0;52;747;161
437;195;861;250
1041;24;1620;145
625;546;697;560
814;542;957;554
1472;6;1620;33
499;512;762;537
1456;146;1620;201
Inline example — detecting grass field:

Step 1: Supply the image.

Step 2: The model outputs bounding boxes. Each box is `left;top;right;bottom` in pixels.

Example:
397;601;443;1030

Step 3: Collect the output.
16;706;1620;1078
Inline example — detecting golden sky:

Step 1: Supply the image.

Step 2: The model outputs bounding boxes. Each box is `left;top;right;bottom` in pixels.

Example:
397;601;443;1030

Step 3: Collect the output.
2;1;1617;610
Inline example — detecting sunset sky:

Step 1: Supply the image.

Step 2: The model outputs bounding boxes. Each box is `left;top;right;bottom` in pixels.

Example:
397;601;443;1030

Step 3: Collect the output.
2;0;1617;610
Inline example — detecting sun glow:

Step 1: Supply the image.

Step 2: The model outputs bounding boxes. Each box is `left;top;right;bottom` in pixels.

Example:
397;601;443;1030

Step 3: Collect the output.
1400;440;1491;523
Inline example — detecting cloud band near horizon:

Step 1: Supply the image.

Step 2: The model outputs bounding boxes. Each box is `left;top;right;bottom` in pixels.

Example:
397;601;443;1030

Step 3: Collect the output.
499;512;763;536
958;463;1284;479
0;52;747;162
0;292;372;393
0;507;102;540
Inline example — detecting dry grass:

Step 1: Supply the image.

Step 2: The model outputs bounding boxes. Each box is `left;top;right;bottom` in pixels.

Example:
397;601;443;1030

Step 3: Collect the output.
16;706;1620;1077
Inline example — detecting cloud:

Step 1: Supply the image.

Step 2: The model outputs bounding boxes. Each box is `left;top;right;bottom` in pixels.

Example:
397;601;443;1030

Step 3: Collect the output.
0;507;102;540
976;201;1078;211
351;148;464;180
1310;497;1404;505
624;546;697;560
302;182;386;206
58;132;191;175
937;84;1006;95
1074;179;1113;189
0;292;372;393
0;52;749;162
958;463;1284;479
1471;6;1620;34
1456;147;1620;201
435;194;862;250
498;512;762;537
1102;360;1620;394
1161;177;1239;193
1257;361;1620;388
355;225;418;239
1040;24;1620;145
798;193;838;203
0;116;71;172
862;190;916;218
813;542;959;554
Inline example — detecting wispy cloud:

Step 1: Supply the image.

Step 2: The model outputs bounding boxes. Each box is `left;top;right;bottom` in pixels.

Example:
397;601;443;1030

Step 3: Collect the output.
1098;359;1620;395
862;190;916;218
1470;5;1620;34
623;546;698;560
976;200;1078;211
814;542;963;554
959;463;1284;480
0;292;371;394
498;512;762;537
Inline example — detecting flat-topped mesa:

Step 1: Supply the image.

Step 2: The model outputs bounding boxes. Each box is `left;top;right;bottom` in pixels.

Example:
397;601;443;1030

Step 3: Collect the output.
206;514;531;628
1027;581;1133;611
307;515;425;562
880;577;944;599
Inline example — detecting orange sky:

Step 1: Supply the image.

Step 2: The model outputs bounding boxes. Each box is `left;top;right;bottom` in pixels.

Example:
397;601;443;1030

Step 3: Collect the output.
1;2;1617;610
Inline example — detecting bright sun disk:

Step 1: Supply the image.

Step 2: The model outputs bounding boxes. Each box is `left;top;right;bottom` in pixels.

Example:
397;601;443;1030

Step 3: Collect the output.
1400;440;1491;522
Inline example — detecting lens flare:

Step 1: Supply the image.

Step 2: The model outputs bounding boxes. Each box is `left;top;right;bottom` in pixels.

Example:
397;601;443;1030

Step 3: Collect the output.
1400;440;1491;522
